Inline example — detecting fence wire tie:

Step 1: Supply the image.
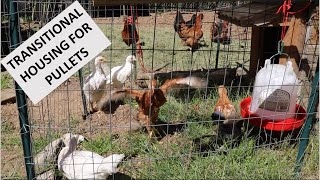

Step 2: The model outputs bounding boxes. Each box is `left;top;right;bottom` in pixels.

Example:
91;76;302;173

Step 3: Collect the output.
17;103;28;109
20;124;30;134
277;40;284;54
24;156;33;160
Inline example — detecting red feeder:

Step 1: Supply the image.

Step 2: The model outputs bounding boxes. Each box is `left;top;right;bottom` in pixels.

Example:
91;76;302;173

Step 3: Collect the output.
240;97;306;131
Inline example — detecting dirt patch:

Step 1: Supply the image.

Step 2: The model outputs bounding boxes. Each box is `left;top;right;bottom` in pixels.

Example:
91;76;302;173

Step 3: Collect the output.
78;104;142;137
26;77;144;137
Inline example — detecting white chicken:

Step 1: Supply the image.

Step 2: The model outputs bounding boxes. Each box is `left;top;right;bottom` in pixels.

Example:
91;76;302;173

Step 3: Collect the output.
106;55;136;89
58;133;125;180
83;56;110;112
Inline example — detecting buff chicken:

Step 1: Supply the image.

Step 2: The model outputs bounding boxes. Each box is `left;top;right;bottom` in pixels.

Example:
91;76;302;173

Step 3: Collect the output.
211;85;237;124
211;85;243;147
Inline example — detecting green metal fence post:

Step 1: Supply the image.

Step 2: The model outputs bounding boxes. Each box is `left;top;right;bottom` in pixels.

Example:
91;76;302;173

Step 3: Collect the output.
214;20;222;69
79;69;89;119
8;0;36;179
294;61;319;176
79;0;91;120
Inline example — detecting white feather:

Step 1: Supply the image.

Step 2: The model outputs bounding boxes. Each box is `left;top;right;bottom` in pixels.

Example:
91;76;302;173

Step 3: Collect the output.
106;55;136;89
176;76;208;88
58;133;125;180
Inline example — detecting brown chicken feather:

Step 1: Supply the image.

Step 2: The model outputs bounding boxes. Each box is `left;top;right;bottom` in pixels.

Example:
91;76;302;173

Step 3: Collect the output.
176;12;204;50
98;76;207;138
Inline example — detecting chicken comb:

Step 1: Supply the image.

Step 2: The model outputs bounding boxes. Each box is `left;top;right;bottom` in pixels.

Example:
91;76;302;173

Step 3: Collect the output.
127;16;134;24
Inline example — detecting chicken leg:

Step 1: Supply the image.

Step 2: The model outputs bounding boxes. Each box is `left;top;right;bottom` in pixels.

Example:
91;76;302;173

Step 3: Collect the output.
138;112;161;139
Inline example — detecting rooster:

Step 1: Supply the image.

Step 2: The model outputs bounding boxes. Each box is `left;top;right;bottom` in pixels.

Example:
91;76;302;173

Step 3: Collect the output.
211;85;237;124
98;76;207;138
174;11;204;50
121;16;139;47
106;55;136;89
210;20;231;45
121;16;143;58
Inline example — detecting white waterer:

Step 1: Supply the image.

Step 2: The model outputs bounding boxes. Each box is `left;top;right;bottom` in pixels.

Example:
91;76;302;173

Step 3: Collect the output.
250;58;300;120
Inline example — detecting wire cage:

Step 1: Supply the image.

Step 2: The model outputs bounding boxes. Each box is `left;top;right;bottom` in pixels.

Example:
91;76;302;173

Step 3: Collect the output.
1;0;319;179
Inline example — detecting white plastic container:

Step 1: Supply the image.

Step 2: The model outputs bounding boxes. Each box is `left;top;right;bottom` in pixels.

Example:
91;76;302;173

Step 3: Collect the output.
250;59;299;120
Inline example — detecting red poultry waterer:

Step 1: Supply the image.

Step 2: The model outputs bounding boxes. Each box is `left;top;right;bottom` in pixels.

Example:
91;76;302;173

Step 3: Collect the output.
240;97;306;131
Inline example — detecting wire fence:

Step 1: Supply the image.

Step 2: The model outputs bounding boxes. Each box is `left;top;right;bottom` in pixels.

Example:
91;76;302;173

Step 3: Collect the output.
1;0;319;179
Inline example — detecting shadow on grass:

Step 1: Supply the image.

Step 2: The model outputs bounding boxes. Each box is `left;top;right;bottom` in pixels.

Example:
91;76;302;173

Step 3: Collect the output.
152;119;187;141
192;119;304;157
107;172;135;180
243;121;303;147
192;120;244;156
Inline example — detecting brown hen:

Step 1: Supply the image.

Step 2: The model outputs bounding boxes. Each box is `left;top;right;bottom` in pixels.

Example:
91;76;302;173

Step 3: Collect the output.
175;11;204;50
98;76;207;138
210;20;231;45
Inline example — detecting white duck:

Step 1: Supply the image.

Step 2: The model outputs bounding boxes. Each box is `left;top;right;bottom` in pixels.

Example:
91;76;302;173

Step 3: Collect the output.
34;133;86;167
58;133;125;180
106;55;136;89
83;56;110;112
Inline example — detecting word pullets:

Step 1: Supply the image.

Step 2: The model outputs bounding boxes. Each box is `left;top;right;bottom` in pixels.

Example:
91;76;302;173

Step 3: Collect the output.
1;1;111;104
44;47;88;85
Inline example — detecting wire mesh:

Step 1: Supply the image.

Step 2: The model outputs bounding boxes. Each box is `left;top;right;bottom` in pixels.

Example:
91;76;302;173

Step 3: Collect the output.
1;0;319;179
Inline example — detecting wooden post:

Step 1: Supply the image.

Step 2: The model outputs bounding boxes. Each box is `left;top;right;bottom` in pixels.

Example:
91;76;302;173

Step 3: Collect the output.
309;6;319;45
279;12;308;75
249;26;264;77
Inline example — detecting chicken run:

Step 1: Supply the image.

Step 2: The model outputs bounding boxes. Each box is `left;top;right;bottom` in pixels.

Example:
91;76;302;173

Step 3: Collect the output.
1;0;319;179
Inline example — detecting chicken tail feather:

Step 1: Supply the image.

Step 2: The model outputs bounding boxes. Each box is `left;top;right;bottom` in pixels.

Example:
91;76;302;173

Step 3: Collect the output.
160;76;207;94
97;90;143;111
176;76;208;88
98;154;125;174
174;10;185;32
97;90;128;111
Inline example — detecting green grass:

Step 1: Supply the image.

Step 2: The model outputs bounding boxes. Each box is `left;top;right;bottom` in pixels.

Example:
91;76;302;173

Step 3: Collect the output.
82;135;117;155
1;136;21;148
1;120;21;150
32;133;61;154
301;127;319;178
69;115;80;128
1;73;13;90
79;89;319;179
77;22;251;78
129;138;297;179
2;84;317;179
